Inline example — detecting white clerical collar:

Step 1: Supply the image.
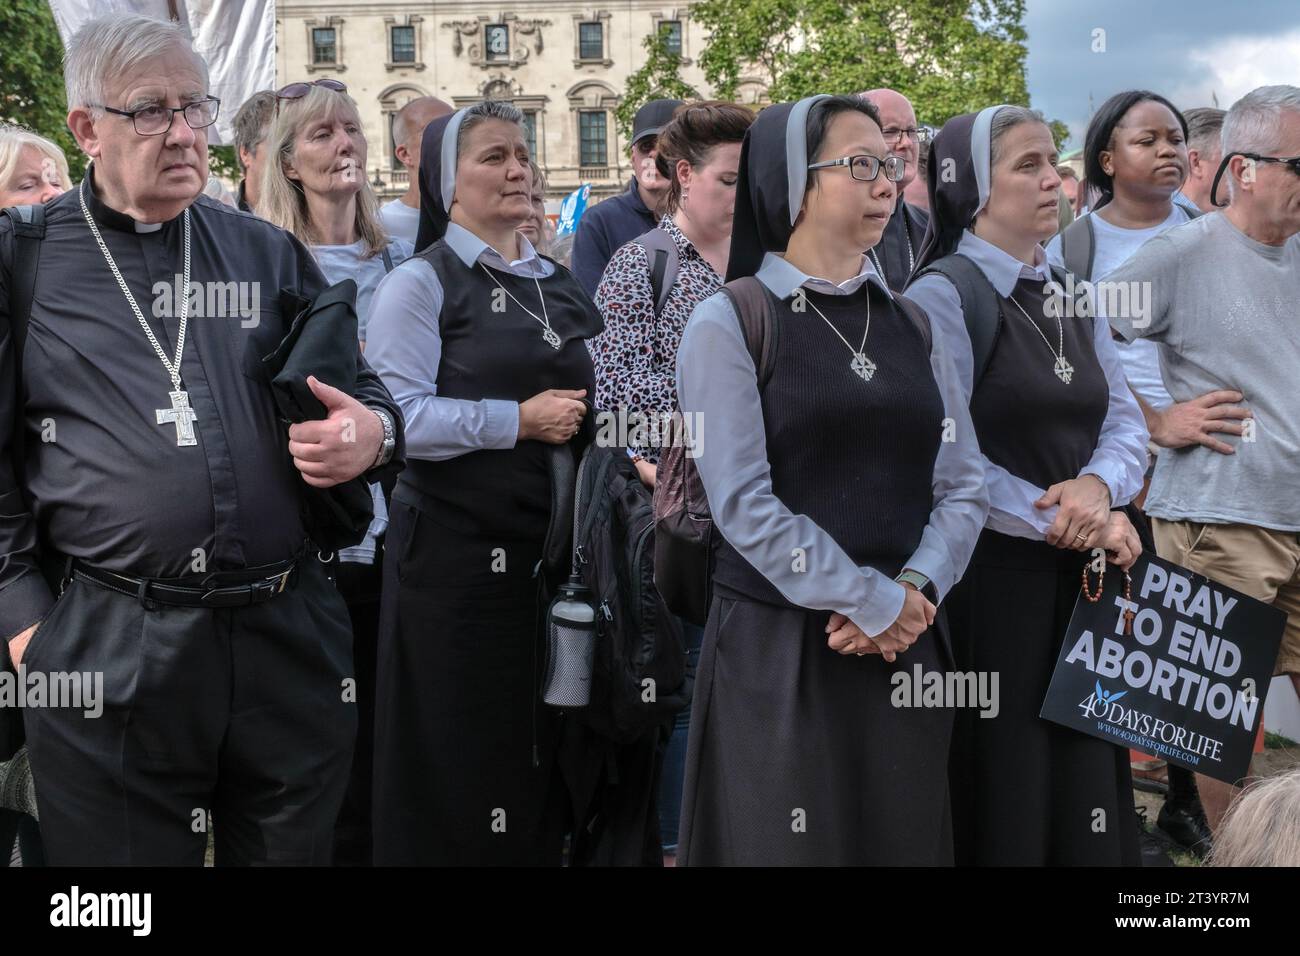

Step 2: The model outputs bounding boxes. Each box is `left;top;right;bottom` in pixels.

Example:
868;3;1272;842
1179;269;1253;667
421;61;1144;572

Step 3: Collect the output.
444;221;545;274
956;229;1052;297
756;251;892;300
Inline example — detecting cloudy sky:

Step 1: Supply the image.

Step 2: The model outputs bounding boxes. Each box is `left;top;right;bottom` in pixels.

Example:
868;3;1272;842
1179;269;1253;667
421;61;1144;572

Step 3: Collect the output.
1024;0;1300;149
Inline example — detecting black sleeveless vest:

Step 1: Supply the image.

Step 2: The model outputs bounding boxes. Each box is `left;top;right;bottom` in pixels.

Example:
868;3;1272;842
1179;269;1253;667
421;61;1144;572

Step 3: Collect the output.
971;276;1108;489
397;240;602;539
713;282;946;608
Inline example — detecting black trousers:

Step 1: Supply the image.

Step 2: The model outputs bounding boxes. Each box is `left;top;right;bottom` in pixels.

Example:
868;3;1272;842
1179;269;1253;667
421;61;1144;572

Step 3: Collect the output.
23;559;356;866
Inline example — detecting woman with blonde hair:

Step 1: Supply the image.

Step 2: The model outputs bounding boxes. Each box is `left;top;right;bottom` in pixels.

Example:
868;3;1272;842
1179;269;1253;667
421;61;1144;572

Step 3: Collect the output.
1210;768;1300;867
0;123;72;206
259;78;411;866
259;80;411;346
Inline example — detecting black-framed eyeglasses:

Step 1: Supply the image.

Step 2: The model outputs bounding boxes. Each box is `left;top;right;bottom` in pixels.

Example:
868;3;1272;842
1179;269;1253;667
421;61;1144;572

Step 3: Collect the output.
1210;151;1300;206
808;154;906;183
93;97;220;136
880;126;932;147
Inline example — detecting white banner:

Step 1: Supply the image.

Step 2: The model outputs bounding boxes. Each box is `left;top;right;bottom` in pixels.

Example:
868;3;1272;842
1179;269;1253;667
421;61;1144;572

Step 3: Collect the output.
47;0;276;145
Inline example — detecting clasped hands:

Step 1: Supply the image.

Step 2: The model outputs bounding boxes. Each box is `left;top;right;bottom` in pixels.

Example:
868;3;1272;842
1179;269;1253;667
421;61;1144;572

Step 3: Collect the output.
827;585;935;662
1037;474;1141;570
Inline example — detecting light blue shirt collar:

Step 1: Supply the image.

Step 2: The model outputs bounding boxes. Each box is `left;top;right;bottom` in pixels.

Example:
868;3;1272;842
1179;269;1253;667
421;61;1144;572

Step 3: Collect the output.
755;251;892;300
955;229;1052;297
444;221;548;275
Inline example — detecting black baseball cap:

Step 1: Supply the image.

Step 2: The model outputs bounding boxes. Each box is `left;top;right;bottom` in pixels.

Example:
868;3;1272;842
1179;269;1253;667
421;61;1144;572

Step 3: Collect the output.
631;99;685;148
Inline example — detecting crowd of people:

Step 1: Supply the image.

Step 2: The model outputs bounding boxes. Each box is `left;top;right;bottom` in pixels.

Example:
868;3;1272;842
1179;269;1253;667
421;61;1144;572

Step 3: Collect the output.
1;12;1298;868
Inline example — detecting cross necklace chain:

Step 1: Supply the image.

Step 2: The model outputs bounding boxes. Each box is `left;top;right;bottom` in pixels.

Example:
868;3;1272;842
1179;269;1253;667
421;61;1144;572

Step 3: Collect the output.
805;290;876;383
479;263;561;349
79;179;199;445
1007;291;1074;384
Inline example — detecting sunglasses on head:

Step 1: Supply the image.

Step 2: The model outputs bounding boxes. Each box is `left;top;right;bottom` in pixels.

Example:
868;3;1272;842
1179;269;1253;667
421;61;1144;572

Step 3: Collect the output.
1210;151;1300;207
275;79;348;112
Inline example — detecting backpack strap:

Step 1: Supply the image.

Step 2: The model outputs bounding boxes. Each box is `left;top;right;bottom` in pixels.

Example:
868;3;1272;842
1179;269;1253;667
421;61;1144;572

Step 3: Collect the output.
893;293;932;354
633;227;680;318
912;253;1002;387
3;204;47;364
2;204;46;516
721;275;779;389
1059;212;1096;282
380;245;394;273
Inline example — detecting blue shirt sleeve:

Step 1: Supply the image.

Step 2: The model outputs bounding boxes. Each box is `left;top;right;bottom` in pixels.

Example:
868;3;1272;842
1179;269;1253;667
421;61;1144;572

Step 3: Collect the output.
364;257;520;461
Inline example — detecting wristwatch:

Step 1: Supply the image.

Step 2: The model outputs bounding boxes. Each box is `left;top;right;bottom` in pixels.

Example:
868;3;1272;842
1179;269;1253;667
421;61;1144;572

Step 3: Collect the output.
369;407;396;468
895;569;938;604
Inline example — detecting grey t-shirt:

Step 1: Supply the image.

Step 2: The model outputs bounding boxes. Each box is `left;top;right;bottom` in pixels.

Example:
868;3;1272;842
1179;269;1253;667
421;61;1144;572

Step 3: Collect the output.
1106;212;1300;530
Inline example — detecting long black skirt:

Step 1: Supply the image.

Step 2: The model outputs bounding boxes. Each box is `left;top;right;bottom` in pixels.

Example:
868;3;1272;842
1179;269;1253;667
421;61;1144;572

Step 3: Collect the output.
945;530;1141;866
371;492;567;866
677;593;956;866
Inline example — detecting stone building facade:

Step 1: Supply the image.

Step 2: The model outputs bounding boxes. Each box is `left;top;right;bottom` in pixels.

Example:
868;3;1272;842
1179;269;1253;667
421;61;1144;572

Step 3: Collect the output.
276;2;768;201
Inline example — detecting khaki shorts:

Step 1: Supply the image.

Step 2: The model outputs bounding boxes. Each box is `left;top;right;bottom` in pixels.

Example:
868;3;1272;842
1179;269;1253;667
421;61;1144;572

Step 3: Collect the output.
1152;518;1300;677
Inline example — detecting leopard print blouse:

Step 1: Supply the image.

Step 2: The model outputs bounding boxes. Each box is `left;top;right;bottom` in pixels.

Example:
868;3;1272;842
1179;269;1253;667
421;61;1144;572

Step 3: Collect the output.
589;215;724;463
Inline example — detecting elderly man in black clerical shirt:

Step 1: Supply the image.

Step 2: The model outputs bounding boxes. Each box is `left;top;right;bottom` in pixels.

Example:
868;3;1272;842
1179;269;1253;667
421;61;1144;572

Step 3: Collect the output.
857;88;931;291
0;15;404;865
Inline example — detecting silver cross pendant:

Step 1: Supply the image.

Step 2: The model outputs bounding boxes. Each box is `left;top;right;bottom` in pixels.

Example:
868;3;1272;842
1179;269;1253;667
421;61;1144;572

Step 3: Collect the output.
542;327;561;350
1054;356;1075;384
156;390;199;446
850;352;877;382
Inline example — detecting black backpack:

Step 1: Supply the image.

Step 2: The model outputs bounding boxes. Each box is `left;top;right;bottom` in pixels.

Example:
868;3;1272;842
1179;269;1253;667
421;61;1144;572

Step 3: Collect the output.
1;204;45;764
571;443;688;744
633;227;680;318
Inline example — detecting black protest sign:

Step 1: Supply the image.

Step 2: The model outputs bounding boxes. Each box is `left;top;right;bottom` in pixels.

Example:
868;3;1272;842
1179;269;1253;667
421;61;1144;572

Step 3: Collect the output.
1040;552;1286;784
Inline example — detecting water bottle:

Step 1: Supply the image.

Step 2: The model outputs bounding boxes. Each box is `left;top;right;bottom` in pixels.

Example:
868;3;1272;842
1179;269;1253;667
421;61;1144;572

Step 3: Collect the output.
543;575;596;708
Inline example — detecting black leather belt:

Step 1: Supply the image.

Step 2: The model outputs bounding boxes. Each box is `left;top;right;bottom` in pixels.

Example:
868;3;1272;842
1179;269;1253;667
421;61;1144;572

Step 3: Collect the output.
67;557;300;609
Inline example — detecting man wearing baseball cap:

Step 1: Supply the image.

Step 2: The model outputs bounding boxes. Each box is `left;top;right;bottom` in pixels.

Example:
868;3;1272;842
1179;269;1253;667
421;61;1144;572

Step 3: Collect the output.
571;98;682;296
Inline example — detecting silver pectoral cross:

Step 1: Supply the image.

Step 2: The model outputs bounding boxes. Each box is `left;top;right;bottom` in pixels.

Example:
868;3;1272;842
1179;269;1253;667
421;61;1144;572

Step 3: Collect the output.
1054;356;1075;384
850;352;877;382
156;390;199;446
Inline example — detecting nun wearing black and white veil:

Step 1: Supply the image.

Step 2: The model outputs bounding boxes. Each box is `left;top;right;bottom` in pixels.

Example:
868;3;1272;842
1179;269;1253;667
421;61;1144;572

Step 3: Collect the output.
905;107;1149;865
365;102;602;865
673;95;988;866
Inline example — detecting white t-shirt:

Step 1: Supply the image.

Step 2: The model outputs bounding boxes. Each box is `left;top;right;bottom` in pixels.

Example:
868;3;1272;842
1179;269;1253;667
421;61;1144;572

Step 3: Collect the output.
1047;205;1193;408
378;198;421;246
313;238;413;343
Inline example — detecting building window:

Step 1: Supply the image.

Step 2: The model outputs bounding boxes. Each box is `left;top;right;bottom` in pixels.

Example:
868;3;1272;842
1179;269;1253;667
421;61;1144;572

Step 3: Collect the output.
523;111;539;162
578;21;603;60
579;111;607;167
660;20;682;56
311;27;337;65
485;24;510;62
391;25;415;63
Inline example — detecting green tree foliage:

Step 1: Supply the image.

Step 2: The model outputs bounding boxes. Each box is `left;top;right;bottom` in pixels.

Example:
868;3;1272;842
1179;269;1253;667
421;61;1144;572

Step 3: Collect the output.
690;0;1065;143
0;0;85;180
616;26;702;144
